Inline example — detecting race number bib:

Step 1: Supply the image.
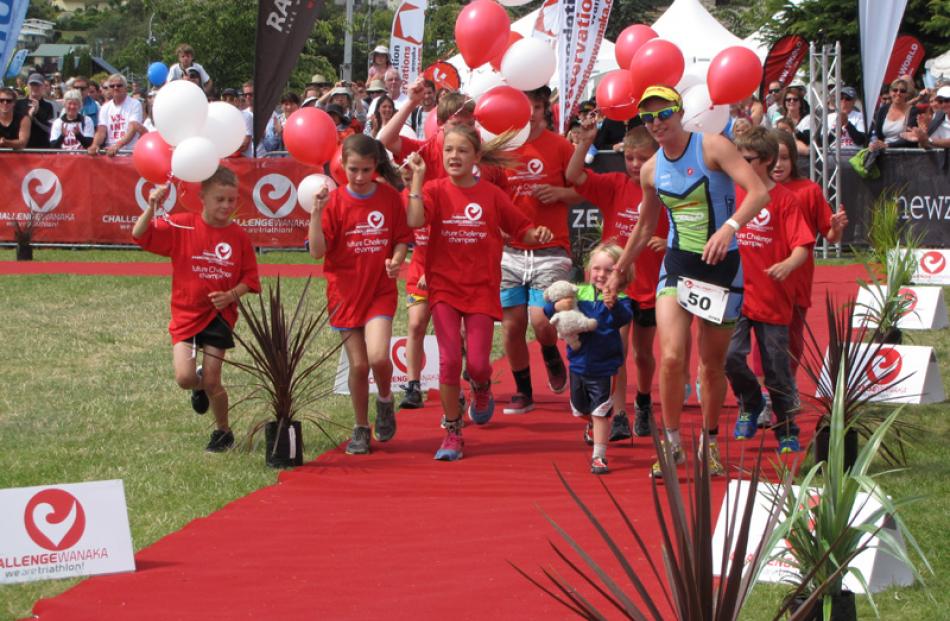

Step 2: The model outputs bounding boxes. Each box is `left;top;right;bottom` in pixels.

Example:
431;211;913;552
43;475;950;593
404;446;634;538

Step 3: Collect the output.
677;277;729;324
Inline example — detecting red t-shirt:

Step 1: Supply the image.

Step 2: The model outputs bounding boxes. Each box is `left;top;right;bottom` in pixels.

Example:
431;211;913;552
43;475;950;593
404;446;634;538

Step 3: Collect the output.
395;131;510;190
321;183;413;328
422;177;532;319
505;129;575;252
783;177;832;308
735;183;815;325
575;170;669;308
402;188;430;297
134;213;261;343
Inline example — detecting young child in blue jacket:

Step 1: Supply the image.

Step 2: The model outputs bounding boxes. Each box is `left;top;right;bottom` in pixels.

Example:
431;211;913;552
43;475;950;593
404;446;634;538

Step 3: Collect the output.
544;242;633;474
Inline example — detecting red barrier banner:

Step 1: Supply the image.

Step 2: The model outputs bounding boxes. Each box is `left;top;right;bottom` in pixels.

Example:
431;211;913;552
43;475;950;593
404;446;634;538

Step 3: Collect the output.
0;154;319;247
760;34;808;100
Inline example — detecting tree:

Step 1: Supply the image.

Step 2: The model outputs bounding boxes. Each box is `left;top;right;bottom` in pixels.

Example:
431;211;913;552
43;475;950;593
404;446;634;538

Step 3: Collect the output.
748;0;947;86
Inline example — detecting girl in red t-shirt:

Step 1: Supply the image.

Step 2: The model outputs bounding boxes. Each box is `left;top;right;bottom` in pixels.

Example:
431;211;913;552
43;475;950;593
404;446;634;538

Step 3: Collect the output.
771;130;848;374
566;122;666;443
405;125;553;461
132;167;261;454
308;134;412;455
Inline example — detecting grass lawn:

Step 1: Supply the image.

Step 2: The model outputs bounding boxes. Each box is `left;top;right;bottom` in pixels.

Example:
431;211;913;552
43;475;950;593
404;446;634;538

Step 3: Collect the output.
0;248;947;620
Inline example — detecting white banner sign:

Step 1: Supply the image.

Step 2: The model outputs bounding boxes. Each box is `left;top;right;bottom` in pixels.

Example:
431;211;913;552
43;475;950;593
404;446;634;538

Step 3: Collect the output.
712;480;915;594
817;343;945;405
911;249;950;285
390;0;428;96
854;285;949;330
556;0;614;133
0;480;135;584
334;335;440;395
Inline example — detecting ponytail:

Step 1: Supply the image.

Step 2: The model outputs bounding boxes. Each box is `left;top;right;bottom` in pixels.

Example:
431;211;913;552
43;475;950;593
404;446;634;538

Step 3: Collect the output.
442;125;518;171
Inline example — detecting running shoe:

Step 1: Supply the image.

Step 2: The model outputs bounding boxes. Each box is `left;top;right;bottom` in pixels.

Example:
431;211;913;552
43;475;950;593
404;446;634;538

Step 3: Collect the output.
503;392;535;415
650;443;686;479
591;456;609;475
468;382;495;426
434;429;464;461
545;355;568;394
734;411;758;440
609;411;633;442
583;421;593;446
191;365;209;415
778;435;801;454
399;381;424;409
345;426;371;455
703;442;726;477
205;429;234;453
757;391;773;428
633;402;652;437
374;398;397;442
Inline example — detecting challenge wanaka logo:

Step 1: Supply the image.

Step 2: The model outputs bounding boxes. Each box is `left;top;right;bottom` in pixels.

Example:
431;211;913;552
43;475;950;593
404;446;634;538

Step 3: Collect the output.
919;251;946;275
367;211;385;230
21;169;63;214
24;489;86;552
391;337;424;373
252;174;297;219
463;203;483;221
135;179;177;215
867;348;903;385
750;207;771;228
214;242;233;261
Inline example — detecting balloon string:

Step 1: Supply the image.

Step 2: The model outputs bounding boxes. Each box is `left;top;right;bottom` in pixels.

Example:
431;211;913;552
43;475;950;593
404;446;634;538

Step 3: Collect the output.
162;174;195;229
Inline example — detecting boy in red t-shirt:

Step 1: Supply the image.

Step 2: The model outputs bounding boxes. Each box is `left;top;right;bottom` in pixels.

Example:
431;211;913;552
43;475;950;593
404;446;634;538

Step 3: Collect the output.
566;121;667;443
132;167;261;453
727;128;815;453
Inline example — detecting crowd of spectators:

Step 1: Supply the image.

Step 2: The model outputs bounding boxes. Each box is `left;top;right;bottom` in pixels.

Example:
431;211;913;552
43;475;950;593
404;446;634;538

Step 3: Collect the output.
2;41;948;158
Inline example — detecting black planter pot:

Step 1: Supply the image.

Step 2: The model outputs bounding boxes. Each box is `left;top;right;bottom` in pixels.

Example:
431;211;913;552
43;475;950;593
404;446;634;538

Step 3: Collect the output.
791;590;857;621
813;425;858;470
881;326;903;344
16;241;33;261
264;420;303;468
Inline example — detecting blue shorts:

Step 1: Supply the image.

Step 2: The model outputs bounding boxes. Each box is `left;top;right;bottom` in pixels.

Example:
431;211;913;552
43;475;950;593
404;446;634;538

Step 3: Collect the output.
500;246;573;309
569;372;615;418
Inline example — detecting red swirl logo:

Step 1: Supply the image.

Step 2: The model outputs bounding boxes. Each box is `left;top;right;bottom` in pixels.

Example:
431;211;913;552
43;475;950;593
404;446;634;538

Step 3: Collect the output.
24;489;86;551
867;348;902;386
919;251;946;275
391;337;424;374
898;287;918;316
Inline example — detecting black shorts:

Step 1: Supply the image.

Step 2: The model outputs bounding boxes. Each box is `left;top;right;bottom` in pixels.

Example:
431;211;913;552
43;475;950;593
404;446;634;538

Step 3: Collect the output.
657;247;744;323
189;314;235;350
569;371;614;418
631;301;657;328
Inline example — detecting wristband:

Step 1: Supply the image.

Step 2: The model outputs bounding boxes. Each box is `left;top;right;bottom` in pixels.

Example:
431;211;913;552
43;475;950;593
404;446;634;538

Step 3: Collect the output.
409;193;422;200
725;218;740;232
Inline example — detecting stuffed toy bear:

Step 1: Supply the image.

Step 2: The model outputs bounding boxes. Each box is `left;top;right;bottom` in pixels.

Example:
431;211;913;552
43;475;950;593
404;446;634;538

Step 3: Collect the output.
543;280;598;350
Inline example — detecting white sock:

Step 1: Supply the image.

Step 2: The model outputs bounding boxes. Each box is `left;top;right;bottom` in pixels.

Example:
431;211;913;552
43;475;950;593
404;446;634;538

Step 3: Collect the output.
592;443;607;460
666;428;681;447
377;393;392;403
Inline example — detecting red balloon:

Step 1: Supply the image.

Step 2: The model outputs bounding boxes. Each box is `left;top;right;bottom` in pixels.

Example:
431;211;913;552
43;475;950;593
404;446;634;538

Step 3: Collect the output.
455;0;511;69
284;107;338;167
132;131;172;183
490;31;523;72
707;46;763;105
615;24;658;70
475;86;531;134
328;143;346;188
629;39;685;100
596;70;639;122
175;179;204;214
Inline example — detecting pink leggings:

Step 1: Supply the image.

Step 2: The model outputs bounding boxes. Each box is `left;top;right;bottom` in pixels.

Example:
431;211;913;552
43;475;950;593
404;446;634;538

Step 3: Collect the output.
430;303;494;386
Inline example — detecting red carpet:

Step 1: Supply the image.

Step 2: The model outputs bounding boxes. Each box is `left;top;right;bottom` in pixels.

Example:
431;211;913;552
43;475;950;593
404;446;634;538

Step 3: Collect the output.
26;266;861;621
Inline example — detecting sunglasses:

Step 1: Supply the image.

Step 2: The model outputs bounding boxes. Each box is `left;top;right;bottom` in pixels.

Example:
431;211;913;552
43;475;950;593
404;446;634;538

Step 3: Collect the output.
243;92;254;97
638;105;680;124
769;88;781;94
108;84;126;89
890;88;907;94
784;97;800;103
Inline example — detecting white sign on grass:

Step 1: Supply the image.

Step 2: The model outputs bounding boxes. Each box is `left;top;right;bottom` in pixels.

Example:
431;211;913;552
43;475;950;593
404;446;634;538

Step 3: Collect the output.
854;285;949;330
0;480;135;584
333;335;440;395
910;249;950;285
712;480;915;594
816;343;945;405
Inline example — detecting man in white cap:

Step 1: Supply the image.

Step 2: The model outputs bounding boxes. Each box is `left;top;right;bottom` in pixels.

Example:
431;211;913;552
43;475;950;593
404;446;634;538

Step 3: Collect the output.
914;84;950;149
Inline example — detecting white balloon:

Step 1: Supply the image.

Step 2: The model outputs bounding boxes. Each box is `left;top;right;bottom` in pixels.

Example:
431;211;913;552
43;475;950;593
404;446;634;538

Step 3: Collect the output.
201;102;247;158
500;38;556;91
498;0;532;5
171;136;219;182
153;80;209;146
297;174;337;213
467;69;507;100
477;122;531;151
675;63;707;94
681;84;729;134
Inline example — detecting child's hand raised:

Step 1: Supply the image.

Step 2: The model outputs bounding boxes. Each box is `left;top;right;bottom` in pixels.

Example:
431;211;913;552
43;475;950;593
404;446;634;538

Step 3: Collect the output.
385;257;403;279
408;77;426;105
312;186;330;214
407;151;426;176
148;183;170;209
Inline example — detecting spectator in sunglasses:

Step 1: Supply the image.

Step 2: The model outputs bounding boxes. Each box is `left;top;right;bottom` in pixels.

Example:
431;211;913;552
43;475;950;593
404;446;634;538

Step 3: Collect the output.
909;85;950;149
869;78;913;152
765;81;787;126
776;86;809;155
0;85;31;149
